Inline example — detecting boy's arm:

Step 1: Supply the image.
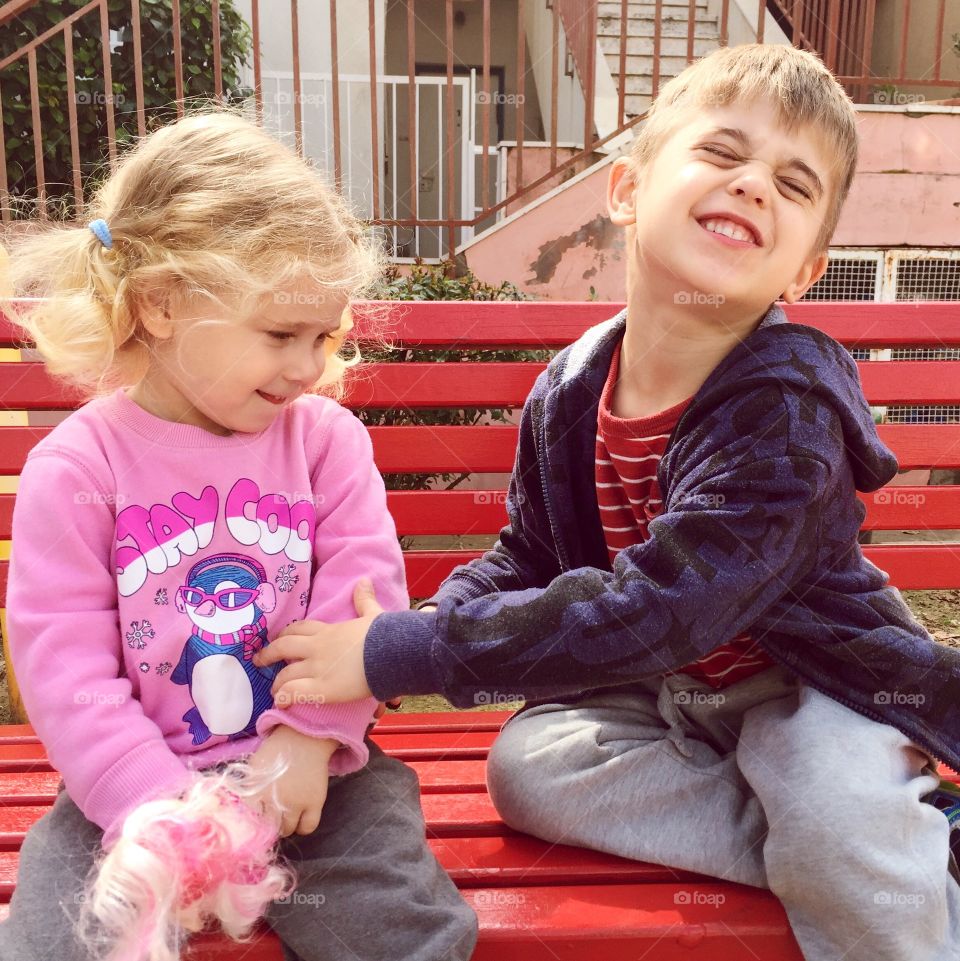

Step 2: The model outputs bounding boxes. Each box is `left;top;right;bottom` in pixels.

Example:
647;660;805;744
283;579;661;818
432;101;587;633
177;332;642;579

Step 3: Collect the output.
364;388;833;706
415;372;561;610
7;453;193;845
255;405;409;774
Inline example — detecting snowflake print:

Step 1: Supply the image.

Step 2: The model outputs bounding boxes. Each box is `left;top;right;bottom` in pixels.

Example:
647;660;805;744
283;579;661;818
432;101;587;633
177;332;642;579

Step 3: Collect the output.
299;591;309;607
126;620;155;650
154;588;168;606
138;662;150;674
156;661;172;677
275;564;300;594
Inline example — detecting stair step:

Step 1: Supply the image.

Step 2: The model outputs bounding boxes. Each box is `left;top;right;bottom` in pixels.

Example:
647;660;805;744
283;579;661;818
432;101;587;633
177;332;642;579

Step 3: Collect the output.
599;35;719;58
598;16;720;39
603;50;720;81
598;0;709;13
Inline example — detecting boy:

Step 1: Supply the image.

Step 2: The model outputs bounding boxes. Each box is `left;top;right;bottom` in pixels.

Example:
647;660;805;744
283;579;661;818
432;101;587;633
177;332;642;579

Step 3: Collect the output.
257;44;960;960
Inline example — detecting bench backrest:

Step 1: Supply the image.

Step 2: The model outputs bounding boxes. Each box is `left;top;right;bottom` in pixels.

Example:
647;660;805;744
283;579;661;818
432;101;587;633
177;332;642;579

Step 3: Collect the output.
0;299;958;716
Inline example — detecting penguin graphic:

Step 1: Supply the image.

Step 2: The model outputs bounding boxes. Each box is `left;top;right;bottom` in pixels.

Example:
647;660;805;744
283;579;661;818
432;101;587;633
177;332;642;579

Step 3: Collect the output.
171;554;281;746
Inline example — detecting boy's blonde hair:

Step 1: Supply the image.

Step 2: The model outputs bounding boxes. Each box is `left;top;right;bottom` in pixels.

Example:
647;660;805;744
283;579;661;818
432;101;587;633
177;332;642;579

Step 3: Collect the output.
628;43;858;254
2;105;384;399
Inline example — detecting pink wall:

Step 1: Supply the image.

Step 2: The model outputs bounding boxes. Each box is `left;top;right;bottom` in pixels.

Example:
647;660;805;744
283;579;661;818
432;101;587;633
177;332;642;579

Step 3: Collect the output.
465;109;960;301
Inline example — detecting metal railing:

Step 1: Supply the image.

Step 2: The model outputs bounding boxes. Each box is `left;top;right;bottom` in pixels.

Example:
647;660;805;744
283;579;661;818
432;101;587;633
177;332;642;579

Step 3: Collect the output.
1;0;958;260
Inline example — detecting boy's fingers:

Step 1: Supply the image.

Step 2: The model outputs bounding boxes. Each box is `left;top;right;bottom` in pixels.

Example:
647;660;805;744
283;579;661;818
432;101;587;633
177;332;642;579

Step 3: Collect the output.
274;679;327;707
269;660;314;697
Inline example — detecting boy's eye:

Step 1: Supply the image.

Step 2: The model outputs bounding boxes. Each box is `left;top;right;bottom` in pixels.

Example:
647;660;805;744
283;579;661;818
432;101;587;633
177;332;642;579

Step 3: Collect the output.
780;179;812;200
701;145;738;161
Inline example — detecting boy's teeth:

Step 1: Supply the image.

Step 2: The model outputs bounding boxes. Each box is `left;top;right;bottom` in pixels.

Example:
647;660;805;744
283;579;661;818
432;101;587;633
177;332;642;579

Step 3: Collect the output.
703;218;753;243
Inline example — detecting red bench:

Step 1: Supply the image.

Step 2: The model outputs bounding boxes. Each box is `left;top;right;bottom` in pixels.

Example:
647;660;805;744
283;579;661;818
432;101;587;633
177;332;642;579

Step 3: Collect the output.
0;299;958;959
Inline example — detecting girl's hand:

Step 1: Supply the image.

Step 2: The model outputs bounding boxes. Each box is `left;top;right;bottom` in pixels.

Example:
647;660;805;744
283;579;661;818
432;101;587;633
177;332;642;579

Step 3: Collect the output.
247;725;337;837
254;578;383;706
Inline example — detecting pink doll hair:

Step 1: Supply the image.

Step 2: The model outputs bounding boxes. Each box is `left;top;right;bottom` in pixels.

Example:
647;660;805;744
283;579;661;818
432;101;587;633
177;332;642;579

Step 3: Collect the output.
76;758;296;961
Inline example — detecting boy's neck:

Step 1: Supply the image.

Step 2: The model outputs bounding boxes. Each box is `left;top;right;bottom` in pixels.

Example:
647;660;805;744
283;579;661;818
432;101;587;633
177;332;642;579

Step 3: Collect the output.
613;284;766;420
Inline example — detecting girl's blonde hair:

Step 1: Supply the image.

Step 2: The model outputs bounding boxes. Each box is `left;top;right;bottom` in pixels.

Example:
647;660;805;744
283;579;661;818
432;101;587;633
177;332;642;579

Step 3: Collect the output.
629;43;859;254
2;104;385;400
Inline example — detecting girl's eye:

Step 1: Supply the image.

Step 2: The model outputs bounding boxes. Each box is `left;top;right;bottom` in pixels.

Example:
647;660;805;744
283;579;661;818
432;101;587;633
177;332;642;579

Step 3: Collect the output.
267;331;295;342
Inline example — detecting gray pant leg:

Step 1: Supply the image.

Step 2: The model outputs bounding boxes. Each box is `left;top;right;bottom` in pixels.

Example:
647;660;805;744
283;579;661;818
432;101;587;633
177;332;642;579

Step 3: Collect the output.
739;681;960;961
486;665;799;887
265;739;478;961
0;786;103;961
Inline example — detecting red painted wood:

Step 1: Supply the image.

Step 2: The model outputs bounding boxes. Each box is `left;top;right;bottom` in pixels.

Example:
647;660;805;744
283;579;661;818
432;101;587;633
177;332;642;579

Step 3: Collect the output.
4;299;960;348
3;483;959;542
1;424;959;476
4;359;959;410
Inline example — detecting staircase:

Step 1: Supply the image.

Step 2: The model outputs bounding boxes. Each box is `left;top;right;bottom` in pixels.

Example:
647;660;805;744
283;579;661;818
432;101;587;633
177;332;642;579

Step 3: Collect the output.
597;0;723;119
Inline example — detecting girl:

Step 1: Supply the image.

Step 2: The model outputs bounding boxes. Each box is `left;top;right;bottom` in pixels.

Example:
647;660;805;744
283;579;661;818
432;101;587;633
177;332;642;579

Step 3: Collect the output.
0;108;477;961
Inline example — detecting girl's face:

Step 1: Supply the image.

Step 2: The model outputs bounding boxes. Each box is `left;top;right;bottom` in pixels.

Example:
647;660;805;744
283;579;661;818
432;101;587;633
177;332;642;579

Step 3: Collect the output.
129;277;348;436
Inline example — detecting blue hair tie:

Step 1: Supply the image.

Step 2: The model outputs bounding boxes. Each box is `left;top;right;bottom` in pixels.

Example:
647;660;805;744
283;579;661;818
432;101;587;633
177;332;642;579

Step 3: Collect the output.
88;218;113;249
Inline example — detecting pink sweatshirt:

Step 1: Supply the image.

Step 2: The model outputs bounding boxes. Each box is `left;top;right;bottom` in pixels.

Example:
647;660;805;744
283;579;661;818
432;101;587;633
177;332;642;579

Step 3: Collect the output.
7;388;408;844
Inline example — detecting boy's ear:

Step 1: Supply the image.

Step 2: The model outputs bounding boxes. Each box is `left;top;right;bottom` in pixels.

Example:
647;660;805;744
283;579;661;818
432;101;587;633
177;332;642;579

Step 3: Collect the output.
607;158;639;227
780;251;829;304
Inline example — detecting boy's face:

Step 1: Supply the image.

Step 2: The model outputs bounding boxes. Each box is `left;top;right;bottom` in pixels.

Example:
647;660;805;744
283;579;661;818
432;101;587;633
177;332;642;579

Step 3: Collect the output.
608;96;833;318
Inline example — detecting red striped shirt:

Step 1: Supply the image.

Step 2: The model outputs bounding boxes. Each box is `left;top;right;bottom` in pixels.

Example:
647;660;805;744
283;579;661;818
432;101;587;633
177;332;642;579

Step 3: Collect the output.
595;342;774;689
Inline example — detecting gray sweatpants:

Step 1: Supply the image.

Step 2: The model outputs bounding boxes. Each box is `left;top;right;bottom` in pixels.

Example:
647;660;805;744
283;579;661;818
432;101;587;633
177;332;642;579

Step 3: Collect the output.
486;664;960;961
0;739;478;961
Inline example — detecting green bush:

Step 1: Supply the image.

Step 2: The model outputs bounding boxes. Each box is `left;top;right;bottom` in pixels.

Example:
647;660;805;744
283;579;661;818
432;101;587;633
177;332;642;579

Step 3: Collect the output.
1;0;252;217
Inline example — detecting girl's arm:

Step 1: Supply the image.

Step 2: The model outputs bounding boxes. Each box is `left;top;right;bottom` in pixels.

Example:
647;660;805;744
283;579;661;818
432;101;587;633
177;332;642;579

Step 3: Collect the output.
254;404;408;775
7;451;193;844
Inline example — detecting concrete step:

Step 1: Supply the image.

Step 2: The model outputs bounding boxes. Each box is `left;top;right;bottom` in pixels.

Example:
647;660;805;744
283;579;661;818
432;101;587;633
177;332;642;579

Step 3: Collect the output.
599;34;719;58
598;15;719;39
603;50;720;81
598;0;709;14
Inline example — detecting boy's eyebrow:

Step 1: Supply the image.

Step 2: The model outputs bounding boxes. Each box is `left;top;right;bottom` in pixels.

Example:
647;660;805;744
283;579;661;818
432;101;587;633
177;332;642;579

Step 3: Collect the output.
704;126;824;200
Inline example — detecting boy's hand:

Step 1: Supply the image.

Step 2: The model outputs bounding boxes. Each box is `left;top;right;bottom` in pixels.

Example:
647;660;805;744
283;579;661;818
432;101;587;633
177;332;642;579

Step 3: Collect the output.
253;578;382;706
247;725;337;837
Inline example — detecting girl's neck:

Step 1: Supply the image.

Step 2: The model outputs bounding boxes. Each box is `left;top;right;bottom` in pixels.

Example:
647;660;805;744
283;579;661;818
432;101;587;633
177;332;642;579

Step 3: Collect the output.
126;377;232;437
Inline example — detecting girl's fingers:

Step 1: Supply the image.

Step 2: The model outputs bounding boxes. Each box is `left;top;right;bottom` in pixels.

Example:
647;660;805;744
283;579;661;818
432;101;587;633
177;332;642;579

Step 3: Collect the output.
269;660;317;697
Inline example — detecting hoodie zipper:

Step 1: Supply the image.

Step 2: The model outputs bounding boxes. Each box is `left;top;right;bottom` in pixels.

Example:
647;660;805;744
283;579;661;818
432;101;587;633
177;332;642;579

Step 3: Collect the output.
535;393;572;574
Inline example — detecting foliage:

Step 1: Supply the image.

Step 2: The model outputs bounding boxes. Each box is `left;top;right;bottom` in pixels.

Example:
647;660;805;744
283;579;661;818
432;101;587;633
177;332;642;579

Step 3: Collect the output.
1;0;253;217
356;260;551;500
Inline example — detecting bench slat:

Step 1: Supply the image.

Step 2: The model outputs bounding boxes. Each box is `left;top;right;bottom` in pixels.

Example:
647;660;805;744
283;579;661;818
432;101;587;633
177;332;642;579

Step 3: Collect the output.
0;424;957;475
5;300;960;348
4;485;960;541
3;360;960;409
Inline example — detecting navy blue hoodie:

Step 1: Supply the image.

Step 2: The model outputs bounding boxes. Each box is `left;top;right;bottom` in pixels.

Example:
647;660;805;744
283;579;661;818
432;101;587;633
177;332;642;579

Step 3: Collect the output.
365;305;960;773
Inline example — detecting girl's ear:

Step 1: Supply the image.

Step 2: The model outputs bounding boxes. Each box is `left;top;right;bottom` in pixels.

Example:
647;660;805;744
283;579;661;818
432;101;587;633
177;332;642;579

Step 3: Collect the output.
134;284;176;340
